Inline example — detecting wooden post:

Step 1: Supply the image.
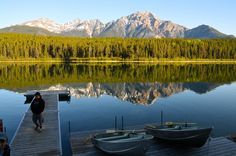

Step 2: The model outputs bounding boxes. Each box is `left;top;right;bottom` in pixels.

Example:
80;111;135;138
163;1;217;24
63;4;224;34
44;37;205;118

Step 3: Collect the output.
114;116;117;130
121;116;124;130
68;121;71;135
161;110;163;125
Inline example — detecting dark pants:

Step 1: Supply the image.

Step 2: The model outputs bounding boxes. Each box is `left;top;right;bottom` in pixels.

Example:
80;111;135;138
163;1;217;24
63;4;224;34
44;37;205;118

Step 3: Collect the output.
32;113;43;127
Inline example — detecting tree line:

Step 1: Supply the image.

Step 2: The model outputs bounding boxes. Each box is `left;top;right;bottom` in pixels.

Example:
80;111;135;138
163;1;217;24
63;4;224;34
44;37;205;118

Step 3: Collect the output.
0;33;236;60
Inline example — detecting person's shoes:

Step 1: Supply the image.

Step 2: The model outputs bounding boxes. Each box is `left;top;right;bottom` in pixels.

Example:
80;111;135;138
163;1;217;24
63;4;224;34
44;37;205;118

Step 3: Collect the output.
34;126;38;131
37;128;42;133
39;125;42;129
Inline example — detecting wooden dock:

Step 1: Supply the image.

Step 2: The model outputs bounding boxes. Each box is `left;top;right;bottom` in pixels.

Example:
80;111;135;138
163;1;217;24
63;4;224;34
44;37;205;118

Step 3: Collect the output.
70;129;236;156
10;91;67;156
24;90;70;96
24;90;71;104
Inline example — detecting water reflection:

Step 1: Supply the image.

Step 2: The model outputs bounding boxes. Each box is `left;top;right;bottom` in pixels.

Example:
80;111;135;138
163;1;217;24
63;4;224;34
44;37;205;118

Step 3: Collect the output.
41;82;221;105
0;63;236;90
1;63;236;156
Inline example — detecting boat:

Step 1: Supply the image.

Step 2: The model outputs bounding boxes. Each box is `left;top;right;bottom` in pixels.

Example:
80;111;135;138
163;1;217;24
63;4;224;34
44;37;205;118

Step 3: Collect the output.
92;131;154;155
145;122;213;147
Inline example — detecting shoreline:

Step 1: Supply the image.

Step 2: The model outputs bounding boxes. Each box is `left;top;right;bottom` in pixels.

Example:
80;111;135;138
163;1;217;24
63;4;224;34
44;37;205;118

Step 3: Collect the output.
1;59;236;64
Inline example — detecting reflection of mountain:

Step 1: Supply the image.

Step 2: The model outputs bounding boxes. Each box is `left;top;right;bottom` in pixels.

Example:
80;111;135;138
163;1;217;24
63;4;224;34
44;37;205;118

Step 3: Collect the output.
46;82;221;105
183;83;221;94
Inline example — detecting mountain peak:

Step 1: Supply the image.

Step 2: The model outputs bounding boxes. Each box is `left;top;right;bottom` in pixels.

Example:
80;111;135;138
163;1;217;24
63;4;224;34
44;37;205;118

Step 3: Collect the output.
128;11;158;20
22;17;61;33
23;17;58;25
132;11;155;16
36;17;55;22
185;24;230;38
197;24;211;29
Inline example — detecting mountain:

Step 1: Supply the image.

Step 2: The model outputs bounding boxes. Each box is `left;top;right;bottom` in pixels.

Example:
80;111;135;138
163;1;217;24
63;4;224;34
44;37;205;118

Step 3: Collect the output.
21;18;105;37
22;17;62;33
62;19;104;37
0;11;234;38
0;25;57;36
99;12;186;38
185;25;232;38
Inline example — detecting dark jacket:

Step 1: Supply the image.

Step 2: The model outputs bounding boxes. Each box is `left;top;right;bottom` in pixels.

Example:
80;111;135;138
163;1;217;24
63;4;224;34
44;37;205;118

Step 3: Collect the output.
30;97;45;114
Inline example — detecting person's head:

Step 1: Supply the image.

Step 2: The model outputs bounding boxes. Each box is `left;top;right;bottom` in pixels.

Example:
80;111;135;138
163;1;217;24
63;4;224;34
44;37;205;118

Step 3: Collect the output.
34;92;41;99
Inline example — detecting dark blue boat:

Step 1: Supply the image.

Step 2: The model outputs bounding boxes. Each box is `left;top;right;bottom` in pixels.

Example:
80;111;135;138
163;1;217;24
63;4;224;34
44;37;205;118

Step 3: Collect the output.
145;122;213;147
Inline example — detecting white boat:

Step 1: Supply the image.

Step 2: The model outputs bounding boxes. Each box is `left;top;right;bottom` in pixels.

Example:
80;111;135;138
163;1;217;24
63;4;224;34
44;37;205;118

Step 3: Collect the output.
92;131;153;155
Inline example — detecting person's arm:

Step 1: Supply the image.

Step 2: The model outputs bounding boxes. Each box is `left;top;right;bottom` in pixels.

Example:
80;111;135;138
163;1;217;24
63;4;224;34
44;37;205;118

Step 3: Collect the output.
43;100;45;111
40;99;45;113
30;100;35;112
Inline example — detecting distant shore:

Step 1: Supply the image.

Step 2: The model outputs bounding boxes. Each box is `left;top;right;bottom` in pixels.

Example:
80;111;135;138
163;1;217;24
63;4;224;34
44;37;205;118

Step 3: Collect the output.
1;58;236;64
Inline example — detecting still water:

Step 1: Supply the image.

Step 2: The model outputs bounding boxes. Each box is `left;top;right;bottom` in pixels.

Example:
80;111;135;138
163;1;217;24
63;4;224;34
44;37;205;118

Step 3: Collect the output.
0;63;236;155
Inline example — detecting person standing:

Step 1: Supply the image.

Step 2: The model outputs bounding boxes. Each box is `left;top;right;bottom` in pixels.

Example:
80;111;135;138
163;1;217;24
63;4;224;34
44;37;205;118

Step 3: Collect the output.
30;92;45;131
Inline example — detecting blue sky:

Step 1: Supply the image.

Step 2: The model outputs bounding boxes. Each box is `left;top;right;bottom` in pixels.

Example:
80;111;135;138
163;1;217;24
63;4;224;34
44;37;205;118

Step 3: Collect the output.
1;0;236;35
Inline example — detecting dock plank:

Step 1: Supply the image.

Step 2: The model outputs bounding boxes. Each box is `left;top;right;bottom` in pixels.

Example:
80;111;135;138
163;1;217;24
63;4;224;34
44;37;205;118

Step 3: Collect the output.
11;94;62;156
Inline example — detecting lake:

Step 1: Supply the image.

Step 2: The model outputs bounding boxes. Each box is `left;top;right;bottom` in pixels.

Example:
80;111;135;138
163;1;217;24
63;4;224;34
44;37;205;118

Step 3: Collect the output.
0;63;236;155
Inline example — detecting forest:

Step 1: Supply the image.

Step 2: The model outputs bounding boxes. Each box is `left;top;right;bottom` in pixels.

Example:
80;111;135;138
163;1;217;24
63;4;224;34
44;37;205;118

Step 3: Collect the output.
0;33;236;61
1;63;236;89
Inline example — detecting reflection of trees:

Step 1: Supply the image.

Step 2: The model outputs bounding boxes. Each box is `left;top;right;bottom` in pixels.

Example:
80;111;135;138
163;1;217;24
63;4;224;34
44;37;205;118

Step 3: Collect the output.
0;63;235;89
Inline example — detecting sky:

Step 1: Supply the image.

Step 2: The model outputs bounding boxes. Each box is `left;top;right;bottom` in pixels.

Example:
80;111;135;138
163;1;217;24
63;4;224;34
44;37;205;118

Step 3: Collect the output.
0;0;236;35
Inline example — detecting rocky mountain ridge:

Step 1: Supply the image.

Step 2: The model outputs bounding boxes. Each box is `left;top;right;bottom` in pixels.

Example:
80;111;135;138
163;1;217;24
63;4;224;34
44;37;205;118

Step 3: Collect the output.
1;11;233;38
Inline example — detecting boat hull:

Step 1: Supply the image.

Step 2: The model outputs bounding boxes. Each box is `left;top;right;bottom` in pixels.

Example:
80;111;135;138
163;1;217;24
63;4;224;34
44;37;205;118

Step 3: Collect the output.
145;126;212;147
92;132;153;155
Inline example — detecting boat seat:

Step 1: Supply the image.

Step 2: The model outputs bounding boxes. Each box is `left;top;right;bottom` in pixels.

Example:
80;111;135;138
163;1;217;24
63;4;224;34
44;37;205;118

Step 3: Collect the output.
96;134;128;141
175;126;182;130
146;124;156;129
110;135;144;143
